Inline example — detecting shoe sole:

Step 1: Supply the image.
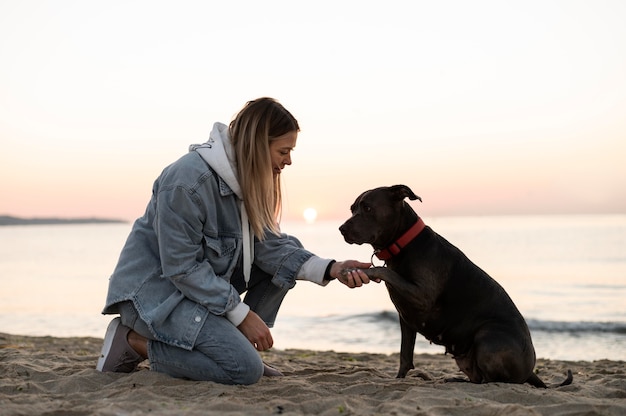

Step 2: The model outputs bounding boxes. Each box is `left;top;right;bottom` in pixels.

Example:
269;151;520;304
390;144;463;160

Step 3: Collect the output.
96;317;121;371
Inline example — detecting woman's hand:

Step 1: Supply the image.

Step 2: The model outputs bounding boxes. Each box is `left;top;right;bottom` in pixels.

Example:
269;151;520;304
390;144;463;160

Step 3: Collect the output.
237;310;273;351
331;260;379;288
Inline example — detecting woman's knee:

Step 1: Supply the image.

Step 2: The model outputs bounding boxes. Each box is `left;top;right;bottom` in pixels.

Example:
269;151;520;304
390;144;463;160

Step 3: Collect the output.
151;352;263;385
228;353;264;385
199;339;264;385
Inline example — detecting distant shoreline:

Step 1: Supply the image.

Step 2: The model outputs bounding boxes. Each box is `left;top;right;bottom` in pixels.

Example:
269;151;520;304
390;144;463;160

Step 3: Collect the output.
0;215;127;226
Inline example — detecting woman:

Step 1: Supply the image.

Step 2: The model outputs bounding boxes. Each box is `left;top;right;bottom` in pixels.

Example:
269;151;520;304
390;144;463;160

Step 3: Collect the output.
97;97;373;385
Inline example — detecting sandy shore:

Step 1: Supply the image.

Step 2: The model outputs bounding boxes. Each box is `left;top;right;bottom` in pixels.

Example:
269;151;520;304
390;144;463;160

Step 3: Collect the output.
0;333;624;415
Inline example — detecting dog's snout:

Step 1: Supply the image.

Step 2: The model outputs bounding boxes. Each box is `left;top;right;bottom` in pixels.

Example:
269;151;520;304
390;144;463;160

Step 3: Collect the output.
339;220;357;243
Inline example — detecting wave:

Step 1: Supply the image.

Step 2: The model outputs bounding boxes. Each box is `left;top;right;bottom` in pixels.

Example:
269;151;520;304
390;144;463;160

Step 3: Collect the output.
322;311;626;336
525;319;626;334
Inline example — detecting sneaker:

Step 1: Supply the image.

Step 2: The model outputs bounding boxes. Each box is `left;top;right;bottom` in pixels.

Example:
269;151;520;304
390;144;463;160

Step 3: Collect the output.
263;361;284;377
96;317;144;373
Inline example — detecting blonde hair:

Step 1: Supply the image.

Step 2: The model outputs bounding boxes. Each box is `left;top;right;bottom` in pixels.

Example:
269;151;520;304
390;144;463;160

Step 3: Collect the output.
229;97;299;240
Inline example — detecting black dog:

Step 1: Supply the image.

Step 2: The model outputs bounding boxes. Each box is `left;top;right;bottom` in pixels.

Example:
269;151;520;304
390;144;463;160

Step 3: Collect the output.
339;185;572;387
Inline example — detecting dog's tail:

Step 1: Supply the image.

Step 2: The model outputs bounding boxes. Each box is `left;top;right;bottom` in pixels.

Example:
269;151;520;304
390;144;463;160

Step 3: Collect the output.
527;369;573;388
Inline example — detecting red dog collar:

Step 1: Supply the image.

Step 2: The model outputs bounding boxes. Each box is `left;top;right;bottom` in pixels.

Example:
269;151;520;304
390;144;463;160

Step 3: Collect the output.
375;218;426;261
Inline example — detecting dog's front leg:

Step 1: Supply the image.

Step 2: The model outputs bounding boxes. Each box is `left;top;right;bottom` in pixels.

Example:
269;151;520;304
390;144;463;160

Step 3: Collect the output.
361;267;417;293
397;317;416;378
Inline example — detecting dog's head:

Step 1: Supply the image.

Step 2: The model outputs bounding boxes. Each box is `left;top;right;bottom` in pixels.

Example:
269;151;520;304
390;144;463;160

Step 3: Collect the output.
339;184;421;249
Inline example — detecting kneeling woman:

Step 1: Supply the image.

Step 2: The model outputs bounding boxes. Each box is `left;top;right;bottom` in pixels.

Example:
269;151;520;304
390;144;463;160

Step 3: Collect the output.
97;97;372;384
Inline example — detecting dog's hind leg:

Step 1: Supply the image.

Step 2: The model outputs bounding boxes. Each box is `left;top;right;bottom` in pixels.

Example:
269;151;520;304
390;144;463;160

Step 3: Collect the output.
467;328;537;384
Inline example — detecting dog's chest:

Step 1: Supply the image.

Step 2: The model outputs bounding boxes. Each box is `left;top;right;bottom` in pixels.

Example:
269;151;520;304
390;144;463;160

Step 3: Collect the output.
383;263;452;340
384;268;433;323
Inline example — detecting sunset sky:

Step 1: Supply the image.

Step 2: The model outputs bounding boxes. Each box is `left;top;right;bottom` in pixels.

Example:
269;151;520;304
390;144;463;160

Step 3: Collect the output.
1;0;625;223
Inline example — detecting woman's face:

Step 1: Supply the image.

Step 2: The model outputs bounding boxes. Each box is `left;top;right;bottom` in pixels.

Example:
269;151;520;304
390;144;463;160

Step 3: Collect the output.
269;130;297;176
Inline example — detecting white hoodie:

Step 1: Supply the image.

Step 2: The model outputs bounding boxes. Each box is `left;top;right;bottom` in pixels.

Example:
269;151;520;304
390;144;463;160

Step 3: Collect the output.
192;123;255;286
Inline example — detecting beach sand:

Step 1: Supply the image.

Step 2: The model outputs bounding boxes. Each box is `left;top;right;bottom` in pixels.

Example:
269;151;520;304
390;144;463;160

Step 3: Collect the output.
1;333;624;415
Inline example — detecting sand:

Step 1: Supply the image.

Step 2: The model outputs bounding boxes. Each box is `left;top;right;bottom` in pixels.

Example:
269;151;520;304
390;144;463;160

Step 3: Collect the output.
0;332;624;416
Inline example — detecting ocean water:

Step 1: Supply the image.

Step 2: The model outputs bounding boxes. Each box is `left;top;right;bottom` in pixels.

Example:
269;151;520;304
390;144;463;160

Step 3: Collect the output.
0;215;624;362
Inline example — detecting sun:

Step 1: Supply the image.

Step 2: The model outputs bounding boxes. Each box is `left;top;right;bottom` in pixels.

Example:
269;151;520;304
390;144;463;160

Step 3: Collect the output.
303;208;318;224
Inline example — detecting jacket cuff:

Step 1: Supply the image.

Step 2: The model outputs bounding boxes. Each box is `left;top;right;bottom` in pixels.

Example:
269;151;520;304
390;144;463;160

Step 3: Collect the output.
225;302;250;327
297;256;334;286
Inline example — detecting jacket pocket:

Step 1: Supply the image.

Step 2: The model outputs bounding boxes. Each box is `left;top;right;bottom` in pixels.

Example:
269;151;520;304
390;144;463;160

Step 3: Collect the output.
202;235;238;276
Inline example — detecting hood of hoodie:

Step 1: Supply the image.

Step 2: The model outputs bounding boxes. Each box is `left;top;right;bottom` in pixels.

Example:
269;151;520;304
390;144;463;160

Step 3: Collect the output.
189;122;242;199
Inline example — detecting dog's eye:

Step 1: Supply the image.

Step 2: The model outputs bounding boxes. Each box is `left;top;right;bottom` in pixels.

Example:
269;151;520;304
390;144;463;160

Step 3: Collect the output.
363;205;372;213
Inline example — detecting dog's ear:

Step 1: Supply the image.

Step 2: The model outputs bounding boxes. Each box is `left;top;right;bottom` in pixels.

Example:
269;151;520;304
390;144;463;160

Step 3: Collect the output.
389;185;422;202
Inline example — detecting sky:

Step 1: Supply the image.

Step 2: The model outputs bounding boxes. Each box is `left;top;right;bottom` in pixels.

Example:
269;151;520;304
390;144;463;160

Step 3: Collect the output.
1;0;625;223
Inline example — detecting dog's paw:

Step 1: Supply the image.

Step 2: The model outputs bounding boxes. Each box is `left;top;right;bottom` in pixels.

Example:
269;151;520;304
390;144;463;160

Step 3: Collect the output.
339;267;359;276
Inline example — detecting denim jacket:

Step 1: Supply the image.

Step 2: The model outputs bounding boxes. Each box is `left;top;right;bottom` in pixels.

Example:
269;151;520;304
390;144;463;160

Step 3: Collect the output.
103;124;329;350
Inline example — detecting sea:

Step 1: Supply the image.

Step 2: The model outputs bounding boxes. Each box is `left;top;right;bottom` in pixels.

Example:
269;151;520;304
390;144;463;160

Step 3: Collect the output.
1;215;624;362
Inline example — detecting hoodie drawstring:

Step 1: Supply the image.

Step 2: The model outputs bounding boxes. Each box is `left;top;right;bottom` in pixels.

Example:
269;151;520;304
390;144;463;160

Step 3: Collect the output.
240;201;253;288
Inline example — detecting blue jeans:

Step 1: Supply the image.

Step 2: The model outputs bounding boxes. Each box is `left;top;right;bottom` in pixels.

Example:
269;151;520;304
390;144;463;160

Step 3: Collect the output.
118;266;290;384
